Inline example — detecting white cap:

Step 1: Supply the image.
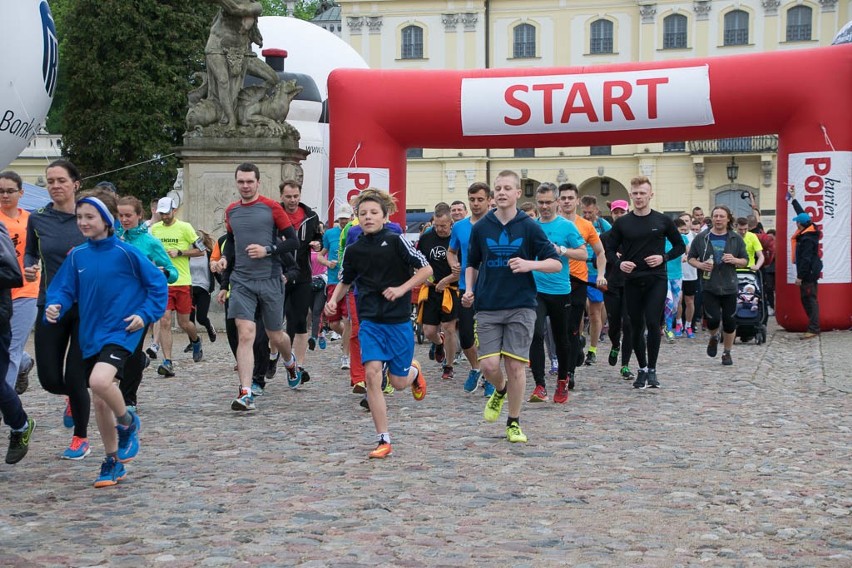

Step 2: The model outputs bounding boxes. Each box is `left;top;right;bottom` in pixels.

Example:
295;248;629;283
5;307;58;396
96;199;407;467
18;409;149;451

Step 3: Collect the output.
336;204;354;218
156;197;176;214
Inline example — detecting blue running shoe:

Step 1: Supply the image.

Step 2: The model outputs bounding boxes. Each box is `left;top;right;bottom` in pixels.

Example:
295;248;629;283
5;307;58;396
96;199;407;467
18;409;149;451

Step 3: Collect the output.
94;456;127;488
61;436;91;460
191;338;203;362
116;411;140;463
285;355;302;389
231;391;256;411
483;381;495;397
318;336;327;350
251;381;264;397
463;369;481;393
62;399;74;429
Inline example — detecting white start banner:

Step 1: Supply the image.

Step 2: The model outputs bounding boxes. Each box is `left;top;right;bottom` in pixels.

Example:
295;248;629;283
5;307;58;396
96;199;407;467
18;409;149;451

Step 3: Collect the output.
332;168;390;213
460;66;714;136
786;151;851;284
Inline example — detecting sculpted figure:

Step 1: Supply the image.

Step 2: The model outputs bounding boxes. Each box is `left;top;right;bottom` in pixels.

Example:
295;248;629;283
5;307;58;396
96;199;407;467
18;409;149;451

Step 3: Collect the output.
203;0;279;128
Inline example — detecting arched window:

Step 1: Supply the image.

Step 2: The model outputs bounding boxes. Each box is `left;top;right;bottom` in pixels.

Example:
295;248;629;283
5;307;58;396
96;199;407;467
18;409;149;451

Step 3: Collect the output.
401;25;423;59
715;188;754;219
663;14;688;49
723;10;749;46
513;23;536;58
786;6;812;42
590;19;614;54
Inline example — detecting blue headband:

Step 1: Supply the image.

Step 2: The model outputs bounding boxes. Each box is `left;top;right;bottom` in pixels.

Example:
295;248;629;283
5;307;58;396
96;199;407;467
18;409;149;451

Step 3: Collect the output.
78;196;115;228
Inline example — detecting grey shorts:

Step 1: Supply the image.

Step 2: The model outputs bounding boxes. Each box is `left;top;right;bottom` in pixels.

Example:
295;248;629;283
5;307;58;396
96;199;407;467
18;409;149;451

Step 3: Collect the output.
227;277;285;331
475;307;536;363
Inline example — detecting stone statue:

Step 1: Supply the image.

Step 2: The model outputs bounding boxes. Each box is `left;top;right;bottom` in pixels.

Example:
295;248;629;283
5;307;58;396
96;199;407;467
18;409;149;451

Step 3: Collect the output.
185;0;301;140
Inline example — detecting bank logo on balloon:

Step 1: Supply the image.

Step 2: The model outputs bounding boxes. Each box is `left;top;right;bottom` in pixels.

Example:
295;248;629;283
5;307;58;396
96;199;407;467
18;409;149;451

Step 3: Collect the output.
40;1;58;97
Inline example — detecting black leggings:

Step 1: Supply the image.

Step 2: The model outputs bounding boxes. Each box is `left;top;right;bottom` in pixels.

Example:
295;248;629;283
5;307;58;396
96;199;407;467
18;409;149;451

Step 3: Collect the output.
566;282;587;375
285;280;311;337
530;293;571;386
310;284;326;336
35;304;90;439
224;301;275;387
119;330;148;407
458;302;476;350
604;287;633;367
624;276;668;369
189;286;212;330
703;291;737;334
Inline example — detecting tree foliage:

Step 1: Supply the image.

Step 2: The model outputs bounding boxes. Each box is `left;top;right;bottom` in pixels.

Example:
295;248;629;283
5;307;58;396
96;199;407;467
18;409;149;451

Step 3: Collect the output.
59;1;216;201
259;0;322;19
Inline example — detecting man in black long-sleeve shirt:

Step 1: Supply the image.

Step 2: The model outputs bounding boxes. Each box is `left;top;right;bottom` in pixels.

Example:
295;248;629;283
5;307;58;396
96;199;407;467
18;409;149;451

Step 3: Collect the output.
605;176;685;389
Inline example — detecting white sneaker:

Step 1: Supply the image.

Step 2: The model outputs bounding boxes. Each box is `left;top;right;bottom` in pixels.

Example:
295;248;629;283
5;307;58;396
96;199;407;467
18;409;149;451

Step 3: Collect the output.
340;355;350;370
328;331;342;341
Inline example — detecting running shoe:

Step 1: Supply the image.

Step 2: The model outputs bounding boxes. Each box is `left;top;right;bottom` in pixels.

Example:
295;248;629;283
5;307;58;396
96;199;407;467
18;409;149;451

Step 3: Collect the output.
157;360;175;377
116;410;141;463
145;344;159;359
299;366;311;384
308;336;317;351
94;456;127;488
410;360;426;401
369;442;392;459
454;351;464;365
15;357;33;395
673;323;683;338
434;342;446;364
685;327;695;339
608;345;620;366
191;339;203;362
506;422;528;443
633;369;648;389
483;381;495;398
529;384;548;403
183;343;193;353
251;381;264;397
62;398;74;428
585;351;596;365
382;371;395;395
568;372;575;391
548;359;558;375
266;353;279;380
340;356;350;370
318;335;327;350
5;418;35;464
620;366;634;380
428;343;436;361
553;379;569;404
664;329;675;344
206;324;217;343
328;330;341;341
483;390;506;422
441;365;454;380
707;334;719;358
721;351;733;366
61;435;91;460
142;355;150;371
646;369;660;388
231;391;256;411
463;369;482;393
359;396;370;411
126;405;137;414
352;382;366;394
284;355;302;389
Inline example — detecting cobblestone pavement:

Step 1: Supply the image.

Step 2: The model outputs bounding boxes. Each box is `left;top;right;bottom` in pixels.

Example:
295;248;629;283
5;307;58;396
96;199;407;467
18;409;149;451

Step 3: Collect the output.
0;321;849;567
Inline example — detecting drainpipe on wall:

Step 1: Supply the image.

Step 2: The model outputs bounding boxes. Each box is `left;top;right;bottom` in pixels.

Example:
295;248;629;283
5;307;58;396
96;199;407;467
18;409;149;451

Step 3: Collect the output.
484;0;491;185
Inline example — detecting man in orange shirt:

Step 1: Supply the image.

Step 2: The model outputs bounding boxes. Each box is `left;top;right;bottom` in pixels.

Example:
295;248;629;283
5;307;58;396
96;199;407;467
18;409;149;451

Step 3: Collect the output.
0;171;40;394
557;183;607;391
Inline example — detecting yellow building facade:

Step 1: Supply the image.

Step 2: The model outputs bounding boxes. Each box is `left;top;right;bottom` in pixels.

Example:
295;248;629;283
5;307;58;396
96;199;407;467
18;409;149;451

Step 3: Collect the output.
338;0;849;223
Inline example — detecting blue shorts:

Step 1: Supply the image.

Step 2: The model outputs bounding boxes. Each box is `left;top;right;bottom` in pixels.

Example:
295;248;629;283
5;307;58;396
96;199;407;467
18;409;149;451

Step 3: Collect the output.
359;320;415;377
586;284;604;303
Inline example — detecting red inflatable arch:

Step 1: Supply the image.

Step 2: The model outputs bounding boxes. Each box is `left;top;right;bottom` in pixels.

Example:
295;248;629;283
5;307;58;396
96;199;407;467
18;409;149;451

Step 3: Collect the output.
328;45;852;332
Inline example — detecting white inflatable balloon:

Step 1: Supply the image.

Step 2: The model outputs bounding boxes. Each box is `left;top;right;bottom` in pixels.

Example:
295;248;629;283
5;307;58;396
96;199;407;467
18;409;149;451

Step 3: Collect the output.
0;0;57;170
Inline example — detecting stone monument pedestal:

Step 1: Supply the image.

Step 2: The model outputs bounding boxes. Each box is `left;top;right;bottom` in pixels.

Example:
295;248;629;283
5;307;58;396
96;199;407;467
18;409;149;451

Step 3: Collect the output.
174;136;308;236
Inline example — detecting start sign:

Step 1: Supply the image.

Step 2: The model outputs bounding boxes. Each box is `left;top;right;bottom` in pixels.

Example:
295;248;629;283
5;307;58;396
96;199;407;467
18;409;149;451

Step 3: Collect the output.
0;0;57;170
460;66;714;136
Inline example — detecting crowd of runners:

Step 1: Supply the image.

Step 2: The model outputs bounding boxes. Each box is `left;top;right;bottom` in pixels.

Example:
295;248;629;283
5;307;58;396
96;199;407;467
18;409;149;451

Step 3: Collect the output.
0;160;822;480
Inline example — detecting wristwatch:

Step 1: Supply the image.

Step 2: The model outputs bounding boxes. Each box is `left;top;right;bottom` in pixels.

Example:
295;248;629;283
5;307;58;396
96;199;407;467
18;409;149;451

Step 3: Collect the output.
559;246;568;256
177;249;182;256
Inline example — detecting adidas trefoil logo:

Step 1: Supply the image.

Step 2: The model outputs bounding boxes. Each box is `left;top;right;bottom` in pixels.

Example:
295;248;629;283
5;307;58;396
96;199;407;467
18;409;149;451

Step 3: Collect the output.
486;230;522;256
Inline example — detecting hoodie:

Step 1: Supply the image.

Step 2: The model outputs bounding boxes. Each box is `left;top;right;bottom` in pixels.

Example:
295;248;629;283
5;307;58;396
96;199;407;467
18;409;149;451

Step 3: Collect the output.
45;235;168;358
467;209;558;311
118;222;179;284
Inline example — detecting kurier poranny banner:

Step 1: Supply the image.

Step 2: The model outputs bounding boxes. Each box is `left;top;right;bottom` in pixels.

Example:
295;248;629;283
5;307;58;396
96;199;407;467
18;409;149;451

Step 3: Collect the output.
333;167;390;212
787;151;851;284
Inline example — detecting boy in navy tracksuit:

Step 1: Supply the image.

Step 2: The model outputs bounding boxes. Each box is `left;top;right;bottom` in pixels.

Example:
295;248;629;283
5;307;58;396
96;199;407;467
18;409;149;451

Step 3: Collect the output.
462;171;561;444
46;193;167;487
325;189;432;459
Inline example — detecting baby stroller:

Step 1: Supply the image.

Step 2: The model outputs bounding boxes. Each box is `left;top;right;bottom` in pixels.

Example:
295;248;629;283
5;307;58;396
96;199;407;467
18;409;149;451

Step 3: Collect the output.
734;270;767;344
